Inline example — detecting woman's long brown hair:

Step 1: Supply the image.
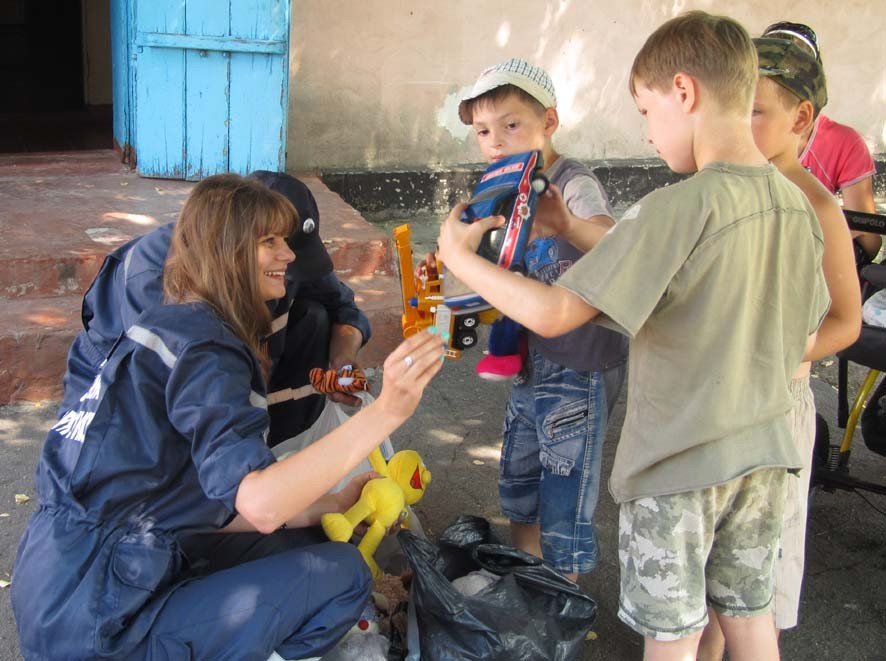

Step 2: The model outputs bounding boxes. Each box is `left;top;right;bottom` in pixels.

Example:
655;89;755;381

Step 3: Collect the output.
164;174;296;374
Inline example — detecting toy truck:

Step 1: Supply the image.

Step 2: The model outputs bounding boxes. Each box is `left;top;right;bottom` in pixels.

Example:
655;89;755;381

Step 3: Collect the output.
443;149;549;311
394;224;497;358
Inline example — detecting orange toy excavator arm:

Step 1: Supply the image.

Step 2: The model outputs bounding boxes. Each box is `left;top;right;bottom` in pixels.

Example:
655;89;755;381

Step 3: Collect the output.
394;223;461;358
394;224;421;336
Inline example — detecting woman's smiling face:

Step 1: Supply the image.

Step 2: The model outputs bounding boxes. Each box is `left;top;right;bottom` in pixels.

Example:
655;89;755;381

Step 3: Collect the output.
256;233;294;301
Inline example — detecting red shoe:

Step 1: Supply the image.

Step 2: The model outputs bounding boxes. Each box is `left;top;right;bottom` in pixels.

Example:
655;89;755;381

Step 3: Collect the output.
476;353;523;381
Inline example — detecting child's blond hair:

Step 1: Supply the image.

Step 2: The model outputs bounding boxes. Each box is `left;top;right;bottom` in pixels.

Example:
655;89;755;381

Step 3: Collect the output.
629;11;758;115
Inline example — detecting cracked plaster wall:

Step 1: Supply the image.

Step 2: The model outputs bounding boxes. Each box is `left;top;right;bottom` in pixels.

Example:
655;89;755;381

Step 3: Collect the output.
287;0;886;171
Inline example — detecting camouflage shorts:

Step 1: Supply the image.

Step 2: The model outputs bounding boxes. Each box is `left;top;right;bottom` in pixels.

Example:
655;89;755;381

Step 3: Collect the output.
617;468;788;641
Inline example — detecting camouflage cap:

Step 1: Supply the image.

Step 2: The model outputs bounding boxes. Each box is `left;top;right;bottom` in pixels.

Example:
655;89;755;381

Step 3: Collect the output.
754;37;827;115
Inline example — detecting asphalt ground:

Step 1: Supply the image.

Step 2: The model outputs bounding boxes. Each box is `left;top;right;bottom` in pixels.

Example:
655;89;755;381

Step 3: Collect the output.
1;345;885;660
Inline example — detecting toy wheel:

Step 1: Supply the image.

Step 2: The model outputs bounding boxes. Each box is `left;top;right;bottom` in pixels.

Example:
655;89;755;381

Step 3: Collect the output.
459;314;479;329
456;330;478;349
531;172;549;195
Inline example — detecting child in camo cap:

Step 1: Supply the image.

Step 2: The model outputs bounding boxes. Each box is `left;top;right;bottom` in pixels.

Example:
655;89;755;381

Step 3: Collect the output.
755;37;828;118
763;21;882;263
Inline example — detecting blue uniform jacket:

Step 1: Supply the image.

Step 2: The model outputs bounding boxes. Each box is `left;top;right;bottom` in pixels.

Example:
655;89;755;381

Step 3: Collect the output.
13;302;278;659
61;221;371;413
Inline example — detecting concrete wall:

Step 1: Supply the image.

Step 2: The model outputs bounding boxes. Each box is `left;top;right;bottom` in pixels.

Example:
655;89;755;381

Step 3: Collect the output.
288;0;886;171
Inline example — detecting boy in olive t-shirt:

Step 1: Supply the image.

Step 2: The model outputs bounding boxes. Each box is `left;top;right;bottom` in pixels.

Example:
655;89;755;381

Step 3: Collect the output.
437;11;829;661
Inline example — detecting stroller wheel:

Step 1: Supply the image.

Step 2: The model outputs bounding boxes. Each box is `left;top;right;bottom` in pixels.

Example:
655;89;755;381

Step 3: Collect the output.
811;412;834;490
813;412;830;467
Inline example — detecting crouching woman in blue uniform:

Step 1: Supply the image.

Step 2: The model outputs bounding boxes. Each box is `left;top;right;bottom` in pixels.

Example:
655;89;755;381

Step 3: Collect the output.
11;174;445;660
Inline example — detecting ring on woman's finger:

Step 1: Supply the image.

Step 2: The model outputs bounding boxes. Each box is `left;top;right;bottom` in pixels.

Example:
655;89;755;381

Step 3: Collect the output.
403;355;414;369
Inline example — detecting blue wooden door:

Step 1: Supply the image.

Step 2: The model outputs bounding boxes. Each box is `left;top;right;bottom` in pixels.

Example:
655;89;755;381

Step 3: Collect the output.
132;0;289;179
110;0;135;161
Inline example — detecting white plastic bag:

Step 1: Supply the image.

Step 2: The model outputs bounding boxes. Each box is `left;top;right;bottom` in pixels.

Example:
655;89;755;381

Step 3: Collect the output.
270;392;427;661
451;569;500;597
321;632;390;661
863;289;886;328
271;393;425;538
272;392;394;494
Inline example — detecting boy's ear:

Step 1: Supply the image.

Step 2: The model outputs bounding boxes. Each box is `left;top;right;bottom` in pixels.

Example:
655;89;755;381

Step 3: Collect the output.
792;100;815;136
672;72;698;113
543;107;559;136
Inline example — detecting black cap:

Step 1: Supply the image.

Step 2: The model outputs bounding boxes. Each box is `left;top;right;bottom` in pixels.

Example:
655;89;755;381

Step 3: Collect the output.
249;170;335;280
762;21;820;61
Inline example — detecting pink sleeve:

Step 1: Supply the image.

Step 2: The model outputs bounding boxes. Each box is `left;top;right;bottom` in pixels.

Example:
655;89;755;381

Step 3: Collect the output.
831;125;876;191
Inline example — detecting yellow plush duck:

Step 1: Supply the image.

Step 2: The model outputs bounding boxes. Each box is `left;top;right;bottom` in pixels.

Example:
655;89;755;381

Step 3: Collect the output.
322;446;431;578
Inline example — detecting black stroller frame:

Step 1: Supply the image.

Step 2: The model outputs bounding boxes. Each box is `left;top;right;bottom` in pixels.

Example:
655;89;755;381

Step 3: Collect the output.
814;209;886;496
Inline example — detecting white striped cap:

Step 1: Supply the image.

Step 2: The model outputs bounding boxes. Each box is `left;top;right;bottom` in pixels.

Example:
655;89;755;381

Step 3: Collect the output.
458;58;557;125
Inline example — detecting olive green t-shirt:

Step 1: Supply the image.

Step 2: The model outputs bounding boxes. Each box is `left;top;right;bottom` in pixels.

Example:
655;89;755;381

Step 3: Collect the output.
557;162;830;503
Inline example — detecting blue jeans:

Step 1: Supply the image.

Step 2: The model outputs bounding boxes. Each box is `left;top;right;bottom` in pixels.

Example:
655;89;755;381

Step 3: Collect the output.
499;349;625;574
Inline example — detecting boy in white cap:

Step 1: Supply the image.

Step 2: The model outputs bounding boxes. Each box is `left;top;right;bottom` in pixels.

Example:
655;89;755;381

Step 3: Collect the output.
455;58;628;580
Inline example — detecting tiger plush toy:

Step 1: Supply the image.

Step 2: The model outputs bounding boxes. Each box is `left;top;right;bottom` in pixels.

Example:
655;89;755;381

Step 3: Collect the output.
309;366;370;394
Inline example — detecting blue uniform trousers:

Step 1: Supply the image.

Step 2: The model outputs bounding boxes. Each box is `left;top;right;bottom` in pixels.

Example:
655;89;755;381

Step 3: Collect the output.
129;528;371;660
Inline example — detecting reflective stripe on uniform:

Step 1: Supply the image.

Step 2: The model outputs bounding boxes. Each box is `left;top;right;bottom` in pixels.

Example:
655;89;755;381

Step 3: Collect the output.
126;325;177;369
123;244;135;280
270;312;288;335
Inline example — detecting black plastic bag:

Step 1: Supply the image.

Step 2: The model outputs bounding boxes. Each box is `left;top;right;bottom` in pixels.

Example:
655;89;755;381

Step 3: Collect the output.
398;515;597;661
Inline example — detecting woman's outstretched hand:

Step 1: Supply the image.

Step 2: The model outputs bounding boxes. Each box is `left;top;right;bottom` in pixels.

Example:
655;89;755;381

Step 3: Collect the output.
376;329;446;422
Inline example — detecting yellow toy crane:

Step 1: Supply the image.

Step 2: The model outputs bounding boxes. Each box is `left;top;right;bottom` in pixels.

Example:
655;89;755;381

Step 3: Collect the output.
394;223;497;359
